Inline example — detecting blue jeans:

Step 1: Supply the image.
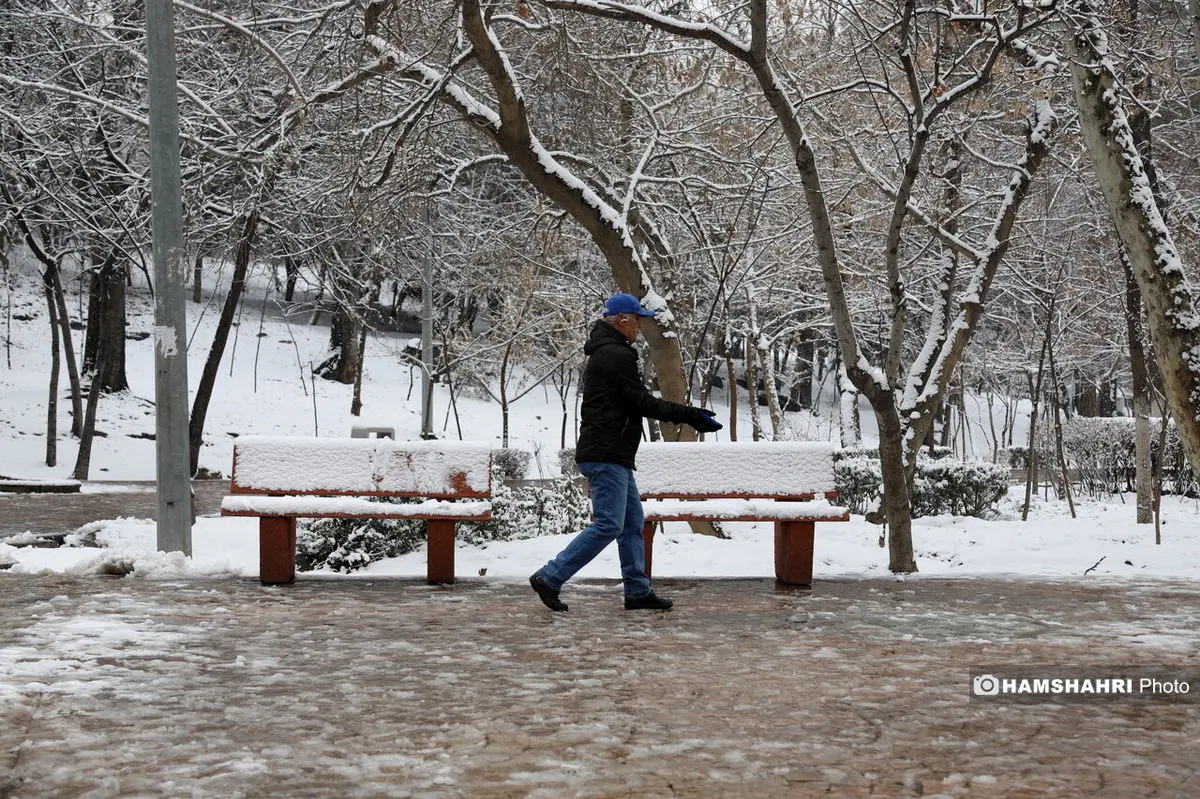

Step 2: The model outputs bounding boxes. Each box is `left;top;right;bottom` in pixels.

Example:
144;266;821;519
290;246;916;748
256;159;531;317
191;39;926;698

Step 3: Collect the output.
537;462;652;598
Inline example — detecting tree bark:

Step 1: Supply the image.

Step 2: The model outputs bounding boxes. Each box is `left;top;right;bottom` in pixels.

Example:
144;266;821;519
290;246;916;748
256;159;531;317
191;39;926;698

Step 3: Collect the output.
1069;5;1200;484
877;407;916;573
724;323;734;439
43;272;60;467
1047;323;1076;517
351;324;368;416
324;305;360;385
1022;312;1052;522
284;256;299;302
745;331;762;441
72;355;112;481
1191;0;1200;60
190;211;259;474
7;200;84;436
192;253;203;304
82;249;129;393
1124;253;1155;523
746;288;782;435
838;363;861;449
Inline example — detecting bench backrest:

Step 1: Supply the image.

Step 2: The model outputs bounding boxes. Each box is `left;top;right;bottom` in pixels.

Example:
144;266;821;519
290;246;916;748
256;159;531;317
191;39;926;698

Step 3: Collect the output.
230;436;492;498
634;441;837;499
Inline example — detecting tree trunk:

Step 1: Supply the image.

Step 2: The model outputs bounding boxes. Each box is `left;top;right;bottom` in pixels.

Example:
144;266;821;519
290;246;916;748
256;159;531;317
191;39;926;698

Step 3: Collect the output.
284;256;299;302
722;326;738;441
1076;380;1100;417
746;289;782;435
499;341;513;448
192;253;203;304
48;266;84;437
1022;316;1051;521
838;364;861;449
43;273;60;468
761;340;784;436
72;356;112;481
1070;8;1200;484
1047;328;1077;517
745;332;762;441
877;408;917;573
190;211;259;474
326;306;361;385
791;335;814;410
11;211;84;436
350;324;368;416
82;250;129;393
1123;254;1155;523
1189;0;1200;60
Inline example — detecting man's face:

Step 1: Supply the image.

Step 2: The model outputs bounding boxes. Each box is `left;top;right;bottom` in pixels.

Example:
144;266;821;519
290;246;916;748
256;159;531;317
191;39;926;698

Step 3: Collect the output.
611;313;643;343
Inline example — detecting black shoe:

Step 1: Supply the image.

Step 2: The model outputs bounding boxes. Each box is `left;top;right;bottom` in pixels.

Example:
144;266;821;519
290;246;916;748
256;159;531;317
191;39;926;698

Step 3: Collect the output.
625;591;673;611
529;573;568;612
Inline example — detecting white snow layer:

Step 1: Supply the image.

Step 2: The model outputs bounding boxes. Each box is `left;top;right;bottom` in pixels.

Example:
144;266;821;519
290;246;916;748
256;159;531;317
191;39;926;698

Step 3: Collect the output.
230;436;493;496
636;441;837;496
642;498;849;521
221;495;492;519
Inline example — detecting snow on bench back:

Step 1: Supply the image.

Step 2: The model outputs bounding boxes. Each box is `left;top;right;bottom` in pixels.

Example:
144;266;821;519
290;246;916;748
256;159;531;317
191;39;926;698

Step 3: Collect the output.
230;436;492;498
634;441;837;499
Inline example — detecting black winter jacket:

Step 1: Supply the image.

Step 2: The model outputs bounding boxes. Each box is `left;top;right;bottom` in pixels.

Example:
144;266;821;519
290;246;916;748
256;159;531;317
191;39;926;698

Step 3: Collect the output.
574;320;698;469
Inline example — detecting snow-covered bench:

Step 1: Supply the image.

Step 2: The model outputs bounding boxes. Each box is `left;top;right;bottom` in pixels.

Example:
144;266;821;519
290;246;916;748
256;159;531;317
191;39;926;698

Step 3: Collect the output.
635;442;849;585
220;436;493;585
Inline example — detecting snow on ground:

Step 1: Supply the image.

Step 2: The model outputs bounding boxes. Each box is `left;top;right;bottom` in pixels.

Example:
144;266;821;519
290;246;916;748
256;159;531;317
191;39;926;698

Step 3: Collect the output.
2;256;1198;584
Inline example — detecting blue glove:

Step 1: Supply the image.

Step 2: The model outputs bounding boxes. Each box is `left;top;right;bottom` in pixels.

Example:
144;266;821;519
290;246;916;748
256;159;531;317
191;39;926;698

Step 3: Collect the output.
691;408;723;433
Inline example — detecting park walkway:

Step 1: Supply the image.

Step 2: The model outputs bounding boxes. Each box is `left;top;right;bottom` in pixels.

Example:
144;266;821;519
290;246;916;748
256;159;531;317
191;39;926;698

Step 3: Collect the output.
1;574;1197;798
0;480;229;538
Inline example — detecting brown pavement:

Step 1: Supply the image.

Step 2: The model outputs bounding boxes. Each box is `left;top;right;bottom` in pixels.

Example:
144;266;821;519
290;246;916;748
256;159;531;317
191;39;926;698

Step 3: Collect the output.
0;480;229;537
1;575;1197;798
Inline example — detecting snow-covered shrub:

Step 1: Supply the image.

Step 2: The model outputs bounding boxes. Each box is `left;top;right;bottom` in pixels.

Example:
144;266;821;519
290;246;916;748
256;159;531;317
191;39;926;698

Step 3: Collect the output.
999;447;1029;469
832;457;882;515
911;460;1010;517
458;472;590;546
835;447;880;461
295;470;591;573
1051;417;1197;498
491;448;531;480
557;448;579;476
297;502;425;573
834;457;1008;518
836;445;953;462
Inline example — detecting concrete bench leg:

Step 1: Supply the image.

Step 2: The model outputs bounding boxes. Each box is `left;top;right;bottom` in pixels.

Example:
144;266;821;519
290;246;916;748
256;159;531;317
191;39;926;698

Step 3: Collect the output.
260;516;297;585
775;520;815;586
642;521;656;578
427;520;455;585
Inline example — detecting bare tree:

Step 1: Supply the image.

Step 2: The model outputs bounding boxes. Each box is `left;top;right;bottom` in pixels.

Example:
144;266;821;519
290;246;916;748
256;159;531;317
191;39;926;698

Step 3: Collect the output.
547;0;1060;572
1068;0;1200;482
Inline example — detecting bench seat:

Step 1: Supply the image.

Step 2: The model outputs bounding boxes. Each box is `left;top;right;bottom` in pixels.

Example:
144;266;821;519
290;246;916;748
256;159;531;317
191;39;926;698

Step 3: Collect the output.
634;441;849;586
221;436;494;585
642;498;848;523
221;495;492;520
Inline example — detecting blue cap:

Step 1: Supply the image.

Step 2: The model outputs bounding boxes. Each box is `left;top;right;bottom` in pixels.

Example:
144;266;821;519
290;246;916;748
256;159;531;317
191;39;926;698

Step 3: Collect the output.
603;293;657;317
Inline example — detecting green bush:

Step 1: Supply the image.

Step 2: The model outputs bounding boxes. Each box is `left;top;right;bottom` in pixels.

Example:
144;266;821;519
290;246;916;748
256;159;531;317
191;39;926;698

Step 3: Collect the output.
296;499;426;573
295;469;591;573
834;456;1009;518
912;460;1010;517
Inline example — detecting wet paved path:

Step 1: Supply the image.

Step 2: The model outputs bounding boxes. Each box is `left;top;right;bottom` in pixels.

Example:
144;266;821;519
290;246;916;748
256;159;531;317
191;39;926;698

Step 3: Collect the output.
0;481;229;537
1;575;1197;797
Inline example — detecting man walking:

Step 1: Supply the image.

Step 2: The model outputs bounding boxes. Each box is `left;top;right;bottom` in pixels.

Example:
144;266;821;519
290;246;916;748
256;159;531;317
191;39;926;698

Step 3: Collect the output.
529;293;722;612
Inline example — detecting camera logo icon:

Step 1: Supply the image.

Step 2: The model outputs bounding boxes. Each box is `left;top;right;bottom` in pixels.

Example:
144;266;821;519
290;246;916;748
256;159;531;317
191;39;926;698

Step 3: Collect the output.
973;674;1001;696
